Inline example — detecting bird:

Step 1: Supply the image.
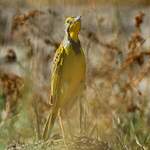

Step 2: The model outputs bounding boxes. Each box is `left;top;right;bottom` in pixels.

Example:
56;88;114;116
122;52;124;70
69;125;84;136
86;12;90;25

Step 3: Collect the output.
42;16;86;140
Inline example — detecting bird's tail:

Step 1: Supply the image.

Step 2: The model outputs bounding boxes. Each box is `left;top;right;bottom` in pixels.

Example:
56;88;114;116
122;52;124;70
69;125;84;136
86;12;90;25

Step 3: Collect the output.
42;107;58;140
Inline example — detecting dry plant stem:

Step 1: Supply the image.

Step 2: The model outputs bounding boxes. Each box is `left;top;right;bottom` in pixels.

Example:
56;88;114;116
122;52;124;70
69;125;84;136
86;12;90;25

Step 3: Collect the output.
89;123;97;137
33;99;41;139
79;97;83;135
58;109;69;150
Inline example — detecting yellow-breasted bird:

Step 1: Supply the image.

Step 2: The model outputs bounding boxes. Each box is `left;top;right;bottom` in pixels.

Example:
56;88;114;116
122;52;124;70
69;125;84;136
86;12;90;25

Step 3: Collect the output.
43;16;86;140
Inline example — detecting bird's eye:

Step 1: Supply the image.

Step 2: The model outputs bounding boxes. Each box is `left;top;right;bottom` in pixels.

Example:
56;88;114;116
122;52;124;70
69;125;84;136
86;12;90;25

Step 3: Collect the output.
66;20;73;24
67;20;70;23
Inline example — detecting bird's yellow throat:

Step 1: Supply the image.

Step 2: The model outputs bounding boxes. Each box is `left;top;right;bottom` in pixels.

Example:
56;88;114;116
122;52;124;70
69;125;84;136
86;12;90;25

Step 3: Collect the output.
70;32;79;41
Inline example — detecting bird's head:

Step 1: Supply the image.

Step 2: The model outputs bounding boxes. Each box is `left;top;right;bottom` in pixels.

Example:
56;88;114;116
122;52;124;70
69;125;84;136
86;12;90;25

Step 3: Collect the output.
65;16;81;41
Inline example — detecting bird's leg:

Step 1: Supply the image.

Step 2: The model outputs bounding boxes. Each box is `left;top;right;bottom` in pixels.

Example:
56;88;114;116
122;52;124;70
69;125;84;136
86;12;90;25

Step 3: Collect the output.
42;111;52;140
58;109;65;138
79;83;86;136
79;97;83;135
58;109;69;150
66;113;73;139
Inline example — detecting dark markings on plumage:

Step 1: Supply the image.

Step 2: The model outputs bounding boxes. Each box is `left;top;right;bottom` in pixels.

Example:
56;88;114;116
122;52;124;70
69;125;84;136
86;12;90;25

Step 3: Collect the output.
69;38;81;54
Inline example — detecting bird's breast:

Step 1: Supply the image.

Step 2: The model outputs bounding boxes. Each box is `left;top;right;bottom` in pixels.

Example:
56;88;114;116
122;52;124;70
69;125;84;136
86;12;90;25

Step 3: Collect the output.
63;44;85;80
59;45;86;107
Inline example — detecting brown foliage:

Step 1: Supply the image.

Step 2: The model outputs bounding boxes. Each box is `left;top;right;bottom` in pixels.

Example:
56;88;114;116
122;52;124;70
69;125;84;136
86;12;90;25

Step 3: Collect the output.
0;73;24;119
11;10;44;33
135;11;145;31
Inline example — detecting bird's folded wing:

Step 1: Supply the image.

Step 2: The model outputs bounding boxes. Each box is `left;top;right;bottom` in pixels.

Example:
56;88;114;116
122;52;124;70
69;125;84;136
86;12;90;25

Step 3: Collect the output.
50;45;66;105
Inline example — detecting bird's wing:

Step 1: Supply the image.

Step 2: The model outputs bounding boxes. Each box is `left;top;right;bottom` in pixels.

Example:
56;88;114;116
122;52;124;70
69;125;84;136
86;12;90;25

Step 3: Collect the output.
50;44;66;105
43;45;66;140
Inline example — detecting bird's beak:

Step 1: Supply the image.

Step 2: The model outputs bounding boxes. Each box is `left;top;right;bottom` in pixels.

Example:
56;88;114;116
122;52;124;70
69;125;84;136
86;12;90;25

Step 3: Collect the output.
76;16;81;22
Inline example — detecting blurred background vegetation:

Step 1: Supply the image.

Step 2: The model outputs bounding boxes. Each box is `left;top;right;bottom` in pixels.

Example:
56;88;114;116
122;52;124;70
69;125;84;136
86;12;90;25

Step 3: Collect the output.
0;0;150;150
1;0;150;7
